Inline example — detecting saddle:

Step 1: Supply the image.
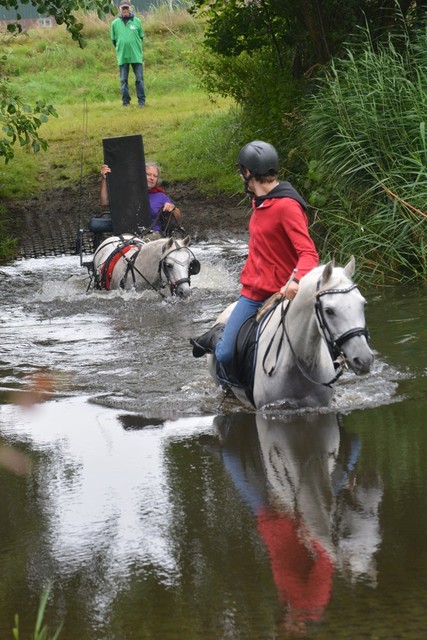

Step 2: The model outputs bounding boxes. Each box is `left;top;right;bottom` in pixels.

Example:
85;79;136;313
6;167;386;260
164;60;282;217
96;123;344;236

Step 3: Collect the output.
228;315;258;403
99;244;135;290
222;295;285;406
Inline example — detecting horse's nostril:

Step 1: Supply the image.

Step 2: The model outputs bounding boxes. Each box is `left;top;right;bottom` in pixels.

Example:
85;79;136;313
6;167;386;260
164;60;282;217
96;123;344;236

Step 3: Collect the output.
351;353;374;374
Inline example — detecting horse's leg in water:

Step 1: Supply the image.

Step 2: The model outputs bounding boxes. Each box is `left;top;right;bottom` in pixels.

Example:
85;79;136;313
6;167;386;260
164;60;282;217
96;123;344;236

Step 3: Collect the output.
190;324;225;358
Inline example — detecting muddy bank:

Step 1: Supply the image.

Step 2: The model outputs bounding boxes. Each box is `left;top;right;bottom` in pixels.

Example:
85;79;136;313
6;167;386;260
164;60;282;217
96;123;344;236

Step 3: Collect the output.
5;175;251;259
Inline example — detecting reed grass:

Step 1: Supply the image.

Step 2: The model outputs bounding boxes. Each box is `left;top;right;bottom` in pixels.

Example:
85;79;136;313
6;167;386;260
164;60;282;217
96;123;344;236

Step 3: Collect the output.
12;587;62;640
304;25;427;283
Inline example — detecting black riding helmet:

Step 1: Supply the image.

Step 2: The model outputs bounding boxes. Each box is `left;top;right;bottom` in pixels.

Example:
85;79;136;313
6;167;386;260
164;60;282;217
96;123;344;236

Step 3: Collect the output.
238;140;279;177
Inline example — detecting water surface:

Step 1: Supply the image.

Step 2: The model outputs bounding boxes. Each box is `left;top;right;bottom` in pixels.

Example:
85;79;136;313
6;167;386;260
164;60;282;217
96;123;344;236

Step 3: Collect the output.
0;248;426;639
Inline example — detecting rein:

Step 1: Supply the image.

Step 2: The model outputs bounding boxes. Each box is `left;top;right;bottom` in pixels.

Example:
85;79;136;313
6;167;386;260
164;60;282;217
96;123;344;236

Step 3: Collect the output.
260;299;290;377
120;248;167;298
140;207;185;238
262;282;369;389
160;209;186;237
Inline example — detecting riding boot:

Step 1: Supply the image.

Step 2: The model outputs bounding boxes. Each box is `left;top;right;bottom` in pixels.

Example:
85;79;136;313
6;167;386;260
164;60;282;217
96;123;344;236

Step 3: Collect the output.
190;323;225;358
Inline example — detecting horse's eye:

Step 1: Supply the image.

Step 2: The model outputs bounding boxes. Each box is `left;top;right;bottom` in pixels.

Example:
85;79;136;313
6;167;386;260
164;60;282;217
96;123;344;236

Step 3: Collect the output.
325;308;335;317
165;262;173;270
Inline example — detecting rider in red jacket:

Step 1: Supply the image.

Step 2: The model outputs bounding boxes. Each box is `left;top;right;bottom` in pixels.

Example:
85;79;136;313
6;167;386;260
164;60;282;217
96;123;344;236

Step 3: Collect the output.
191;140;319;372
241;182;319;301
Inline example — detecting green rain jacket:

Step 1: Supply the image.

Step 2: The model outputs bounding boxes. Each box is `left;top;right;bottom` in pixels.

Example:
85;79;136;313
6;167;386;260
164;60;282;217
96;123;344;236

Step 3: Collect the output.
111;14;144;65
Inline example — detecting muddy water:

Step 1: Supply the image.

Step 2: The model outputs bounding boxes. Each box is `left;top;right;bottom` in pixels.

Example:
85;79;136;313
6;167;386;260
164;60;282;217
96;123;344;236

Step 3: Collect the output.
0;245;426;640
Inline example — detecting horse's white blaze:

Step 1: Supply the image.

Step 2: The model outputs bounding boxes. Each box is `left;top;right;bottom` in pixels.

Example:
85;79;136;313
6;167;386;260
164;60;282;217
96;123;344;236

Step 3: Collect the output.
92;235;197;298
209;259;374;410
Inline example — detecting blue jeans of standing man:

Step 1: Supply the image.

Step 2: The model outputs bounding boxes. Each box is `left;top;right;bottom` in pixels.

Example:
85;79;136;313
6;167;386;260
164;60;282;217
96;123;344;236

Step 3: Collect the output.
215;295;263;367
119;63;146;105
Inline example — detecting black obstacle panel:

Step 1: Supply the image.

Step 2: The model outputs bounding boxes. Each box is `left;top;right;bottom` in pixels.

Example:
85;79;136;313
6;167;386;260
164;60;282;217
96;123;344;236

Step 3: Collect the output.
102;134;152;235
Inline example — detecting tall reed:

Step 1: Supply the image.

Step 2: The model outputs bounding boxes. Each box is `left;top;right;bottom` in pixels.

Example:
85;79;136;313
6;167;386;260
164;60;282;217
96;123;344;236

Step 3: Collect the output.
304;25;427;283
12;587;62;640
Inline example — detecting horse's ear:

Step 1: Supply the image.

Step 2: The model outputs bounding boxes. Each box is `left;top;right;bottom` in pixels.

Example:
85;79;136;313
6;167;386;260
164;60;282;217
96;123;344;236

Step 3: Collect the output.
344;255;356;279
162;238;174;254
320;259;335;287
183;235;190;246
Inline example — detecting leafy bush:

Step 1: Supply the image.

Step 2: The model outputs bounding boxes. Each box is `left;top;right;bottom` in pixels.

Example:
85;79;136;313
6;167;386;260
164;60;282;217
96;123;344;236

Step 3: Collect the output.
193;43;304;157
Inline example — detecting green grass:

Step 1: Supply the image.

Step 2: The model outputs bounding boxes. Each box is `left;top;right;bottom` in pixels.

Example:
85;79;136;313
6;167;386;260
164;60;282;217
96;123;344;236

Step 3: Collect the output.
0;8;236;200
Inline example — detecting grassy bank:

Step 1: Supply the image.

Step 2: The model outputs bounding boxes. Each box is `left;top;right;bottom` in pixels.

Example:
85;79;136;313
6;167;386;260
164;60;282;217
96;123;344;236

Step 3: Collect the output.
0;8;240;202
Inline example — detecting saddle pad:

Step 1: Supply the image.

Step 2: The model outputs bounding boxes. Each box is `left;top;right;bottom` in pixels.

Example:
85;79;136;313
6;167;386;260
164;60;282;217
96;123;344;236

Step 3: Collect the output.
230;301;282;406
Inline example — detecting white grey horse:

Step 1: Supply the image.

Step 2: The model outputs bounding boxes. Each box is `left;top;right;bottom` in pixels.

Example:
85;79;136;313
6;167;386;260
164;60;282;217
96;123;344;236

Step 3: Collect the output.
208;257;374;408
92;235;200;298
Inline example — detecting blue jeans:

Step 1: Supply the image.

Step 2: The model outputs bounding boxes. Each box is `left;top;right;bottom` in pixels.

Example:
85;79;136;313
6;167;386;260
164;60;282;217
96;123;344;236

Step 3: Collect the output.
119;63;146;105
215;295;263;366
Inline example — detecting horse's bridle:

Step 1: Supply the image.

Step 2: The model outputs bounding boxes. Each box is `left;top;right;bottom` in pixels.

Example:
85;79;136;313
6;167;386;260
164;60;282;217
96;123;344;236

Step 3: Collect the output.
314;283;370;364
158;243;200;296
262;282;370;388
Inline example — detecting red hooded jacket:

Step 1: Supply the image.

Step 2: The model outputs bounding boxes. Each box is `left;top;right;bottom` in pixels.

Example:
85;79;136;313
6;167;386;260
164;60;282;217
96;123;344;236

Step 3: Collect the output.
240;183;319;301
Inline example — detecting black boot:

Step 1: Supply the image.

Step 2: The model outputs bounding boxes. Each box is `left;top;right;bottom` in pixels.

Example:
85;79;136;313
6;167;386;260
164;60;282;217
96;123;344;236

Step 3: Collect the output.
190;323;225;358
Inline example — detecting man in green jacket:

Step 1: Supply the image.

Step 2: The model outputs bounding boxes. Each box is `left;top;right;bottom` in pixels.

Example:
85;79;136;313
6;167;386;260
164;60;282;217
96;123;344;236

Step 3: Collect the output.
111;0;145;107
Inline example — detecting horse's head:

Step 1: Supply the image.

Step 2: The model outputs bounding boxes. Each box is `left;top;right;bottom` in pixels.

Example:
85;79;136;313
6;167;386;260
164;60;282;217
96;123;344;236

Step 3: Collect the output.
314;256;374;375
159;236;200;299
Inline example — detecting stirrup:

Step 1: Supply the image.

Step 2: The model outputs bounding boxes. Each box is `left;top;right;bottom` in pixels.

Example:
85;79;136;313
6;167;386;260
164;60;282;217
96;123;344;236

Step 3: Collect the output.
216;361;242;388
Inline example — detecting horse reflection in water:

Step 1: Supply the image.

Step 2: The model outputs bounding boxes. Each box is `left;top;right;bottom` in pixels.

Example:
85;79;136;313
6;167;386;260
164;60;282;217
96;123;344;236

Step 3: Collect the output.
213;412;383;637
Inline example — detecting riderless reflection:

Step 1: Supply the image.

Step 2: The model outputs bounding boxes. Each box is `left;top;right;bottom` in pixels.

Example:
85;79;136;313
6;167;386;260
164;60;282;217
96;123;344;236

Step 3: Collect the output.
213;412;383;637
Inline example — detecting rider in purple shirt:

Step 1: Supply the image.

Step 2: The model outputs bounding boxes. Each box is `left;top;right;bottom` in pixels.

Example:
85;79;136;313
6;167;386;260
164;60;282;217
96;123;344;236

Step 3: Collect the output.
99;161;182;232
148;186;175;231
